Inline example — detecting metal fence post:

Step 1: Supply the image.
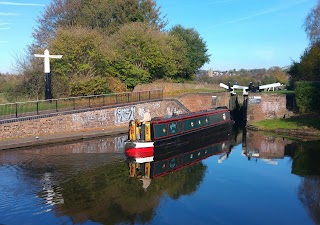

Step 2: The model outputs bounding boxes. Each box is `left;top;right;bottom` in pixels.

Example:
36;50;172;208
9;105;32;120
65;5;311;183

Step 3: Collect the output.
36;101;39;115
56;99;58;112
15;103;18;118
89;97;91;108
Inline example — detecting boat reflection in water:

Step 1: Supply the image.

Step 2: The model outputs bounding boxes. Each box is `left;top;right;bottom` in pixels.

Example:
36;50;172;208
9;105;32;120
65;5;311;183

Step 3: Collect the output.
3;129;320;225
126;131;233;190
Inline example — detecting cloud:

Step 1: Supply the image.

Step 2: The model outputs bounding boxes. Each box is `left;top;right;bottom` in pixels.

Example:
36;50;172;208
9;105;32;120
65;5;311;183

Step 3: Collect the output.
210;0;308;27
0;22;10;25
0;27;10;30
0;41;8;43
0;1;45;6
0;12;18;16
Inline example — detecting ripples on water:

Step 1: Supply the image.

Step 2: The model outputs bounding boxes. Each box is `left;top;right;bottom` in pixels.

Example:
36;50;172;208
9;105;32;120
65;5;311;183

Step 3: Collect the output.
0;131;319;225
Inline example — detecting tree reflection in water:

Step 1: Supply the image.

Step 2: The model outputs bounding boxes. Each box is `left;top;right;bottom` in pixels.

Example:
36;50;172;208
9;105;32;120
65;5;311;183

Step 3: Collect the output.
2;130;320;224
243;130;320;225
292;140;320;225
56;160;206;225
298;177;320;225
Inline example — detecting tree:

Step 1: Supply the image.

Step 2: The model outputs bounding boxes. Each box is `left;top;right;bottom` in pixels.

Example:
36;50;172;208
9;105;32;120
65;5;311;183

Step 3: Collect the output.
16;0;168;98
14;0;213;99
304;0;320;44
289;43;320;82
70;76;122;96
288;0;320;85
169;25;210;80
0;74;24;102
109;22;187;88
46;27;127;97
31;0;167;51
267;67;289;84
7;53;45;100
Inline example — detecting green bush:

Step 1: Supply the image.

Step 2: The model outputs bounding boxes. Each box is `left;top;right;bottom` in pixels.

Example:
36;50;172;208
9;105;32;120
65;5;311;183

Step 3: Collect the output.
295;81;320;113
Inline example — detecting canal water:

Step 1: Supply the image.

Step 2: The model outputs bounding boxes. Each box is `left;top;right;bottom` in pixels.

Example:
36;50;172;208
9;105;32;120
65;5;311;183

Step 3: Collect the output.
0;129;319;225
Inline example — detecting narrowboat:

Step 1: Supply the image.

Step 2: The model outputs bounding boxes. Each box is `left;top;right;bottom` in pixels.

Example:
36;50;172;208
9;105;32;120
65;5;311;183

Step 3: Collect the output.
125;106;234;157
127;130;233;181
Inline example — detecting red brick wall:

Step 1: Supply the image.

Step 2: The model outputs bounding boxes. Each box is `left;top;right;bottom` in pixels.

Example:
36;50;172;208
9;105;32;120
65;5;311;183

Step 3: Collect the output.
0;93;231;140
0;100;189;140
0;93;291;141
178;92;230;112
246;93;288;123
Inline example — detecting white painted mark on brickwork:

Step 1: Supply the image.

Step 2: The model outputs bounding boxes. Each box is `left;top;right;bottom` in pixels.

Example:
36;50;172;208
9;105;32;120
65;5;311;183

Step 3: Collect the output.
98;112;110;121
115;106;136;124
262;102;279;113
115;135;127;153
72;112;96;125
166;107;183;116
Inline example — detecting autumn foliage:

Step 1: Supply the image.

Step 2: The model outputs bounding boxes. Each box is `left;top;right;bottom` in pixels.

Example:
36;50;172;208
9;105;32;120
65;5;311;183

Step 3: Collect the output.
12;0;209;99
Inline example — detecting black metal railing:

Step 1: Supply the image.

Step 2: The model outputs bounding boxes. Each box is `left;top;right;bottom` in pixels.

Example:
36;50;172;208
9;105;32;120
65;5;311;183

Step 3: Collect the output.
0;89;163;121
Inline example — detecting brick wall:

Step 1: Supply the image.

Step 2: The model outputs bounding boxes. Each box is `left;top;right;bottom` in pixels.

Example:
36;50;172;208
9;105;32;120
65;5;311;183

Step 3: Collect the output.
177;92;230;112
0;99;189;140
246;93;288;123
0;92;291;141
0;93;232;141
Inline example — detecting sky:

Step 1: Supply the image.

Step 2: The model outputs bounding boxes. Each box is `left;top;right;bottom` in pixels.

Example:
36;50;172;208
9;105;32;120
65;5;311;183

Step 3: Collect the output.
0;0;317;73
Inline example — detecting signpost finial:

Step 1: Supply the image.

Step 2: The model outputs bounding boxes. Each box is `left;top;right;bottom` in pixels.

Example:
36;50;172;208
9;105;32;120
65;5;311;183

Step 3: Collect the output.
34;49;63;100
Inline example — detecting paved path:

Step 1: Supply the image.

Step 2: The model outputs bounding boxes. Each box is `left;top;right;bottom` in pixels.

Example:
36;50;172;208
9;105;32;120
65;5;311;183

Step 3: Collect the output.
0;127;128;151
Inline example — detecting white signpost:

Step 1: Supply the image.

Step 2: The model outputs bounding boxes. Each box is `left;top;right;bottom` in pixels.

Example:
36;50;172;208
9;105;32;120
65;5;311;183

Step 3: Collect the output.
34;49;63;100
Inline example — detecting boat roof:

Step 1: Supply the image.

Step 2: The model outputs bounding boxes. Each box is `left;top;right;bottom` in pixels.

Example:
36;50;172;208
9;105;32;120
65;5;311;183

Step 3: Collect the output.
151;106;229;124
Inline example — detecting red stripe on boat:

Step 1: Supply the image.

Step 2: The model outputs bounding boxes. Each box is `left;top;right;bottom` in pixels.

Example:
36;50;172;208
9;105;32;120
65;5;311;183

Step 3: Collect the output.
125;147;154;158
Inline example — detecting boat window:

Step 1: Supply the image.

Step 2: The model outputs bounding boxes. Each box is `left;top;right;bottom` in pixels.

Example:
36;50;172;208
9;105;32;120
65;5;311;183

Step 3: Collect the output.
168;122;179;135
153;124;168;139
209;114;222;123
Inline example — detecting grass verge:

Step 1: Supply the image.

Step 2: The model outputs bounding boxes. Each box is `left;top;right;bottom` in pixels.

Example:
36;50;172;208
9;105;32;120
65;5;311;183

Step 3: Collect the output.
250;113;320;131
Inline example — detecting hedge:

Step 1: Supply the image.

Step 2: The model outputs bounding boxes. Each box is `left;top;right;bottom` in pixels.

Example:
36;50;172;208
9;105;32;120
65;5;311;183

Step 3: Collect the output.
295;81;320;113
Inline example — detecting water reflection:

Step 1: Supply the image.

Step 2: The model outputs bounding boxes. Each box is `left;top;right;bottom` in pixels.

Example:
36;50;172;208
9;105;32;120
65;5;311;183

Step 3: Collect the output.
0;129;320;225
242;129;320;175
127;132;233;191
242;129;320;225
292;140;320;225
242;129;291;163
49;132;234;224
298;176;320;225
0;135;127;224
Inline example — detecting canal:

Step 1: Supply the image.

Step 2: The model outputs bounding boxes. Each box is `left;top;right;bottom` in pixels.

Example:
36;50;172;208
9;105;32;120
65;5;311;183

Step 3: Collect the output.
0;128;319;225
